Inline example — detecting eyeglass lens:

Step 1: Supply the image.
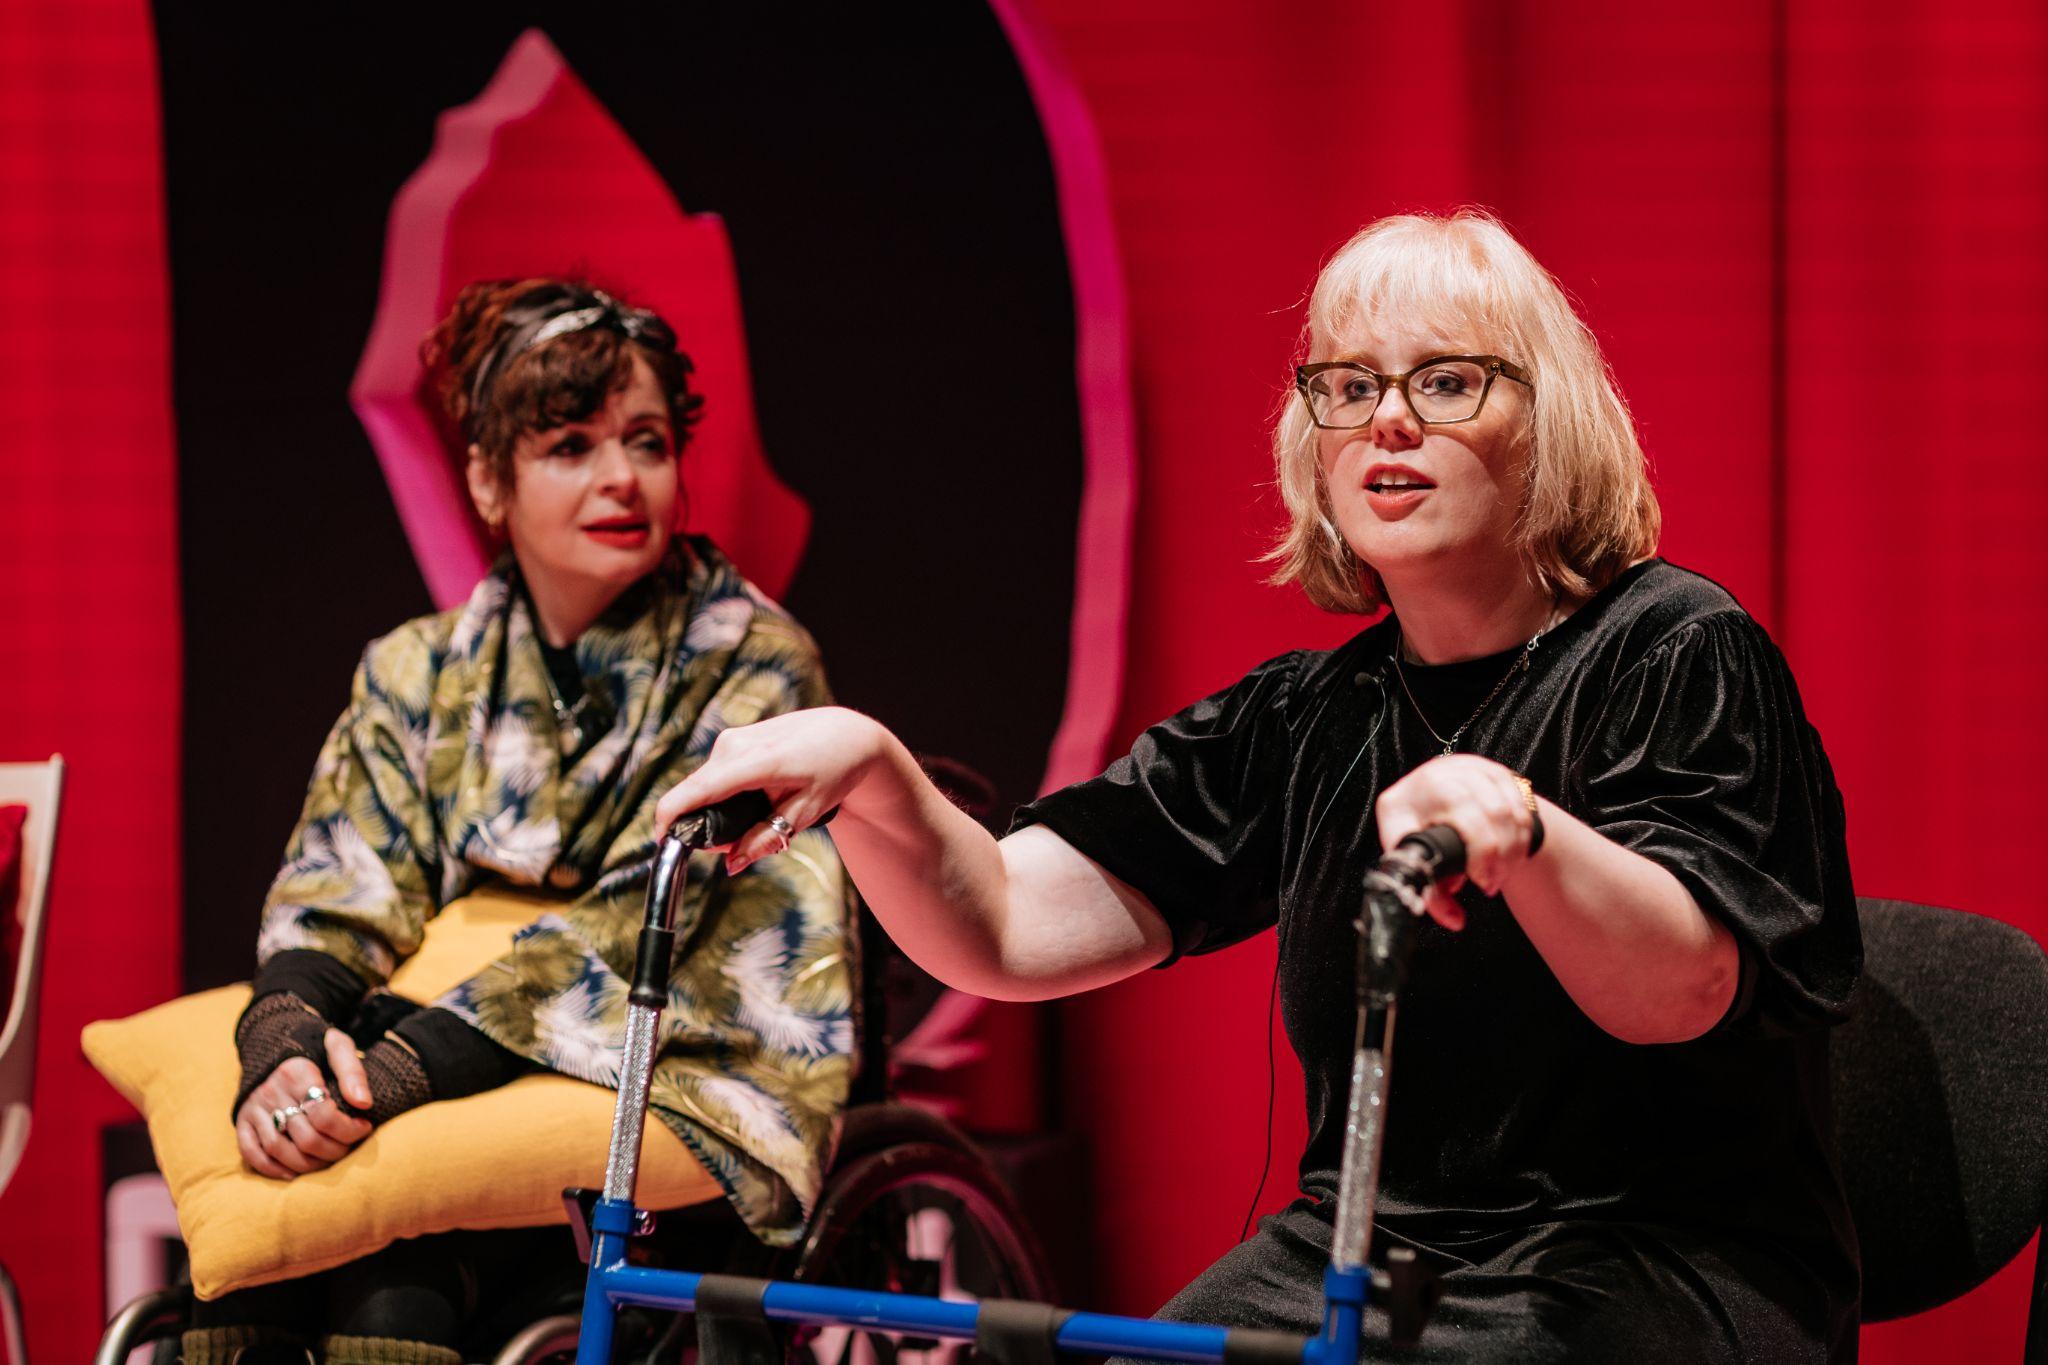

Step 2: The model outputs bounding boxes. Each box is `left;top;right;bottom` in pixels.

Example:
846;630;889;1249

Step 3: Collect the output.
1306;359;1490;426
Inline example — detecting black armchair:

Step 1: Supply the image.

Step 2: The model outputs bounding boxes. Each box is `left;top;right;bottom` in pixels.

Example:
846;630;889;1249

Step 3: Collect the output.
1831;897;2048;1356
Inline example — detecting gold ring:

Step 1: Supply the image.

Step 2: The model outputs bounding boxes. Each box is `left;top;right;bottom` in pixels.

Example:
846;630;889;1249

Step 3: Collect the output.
1510;774;1537;816
1511;773;1546;857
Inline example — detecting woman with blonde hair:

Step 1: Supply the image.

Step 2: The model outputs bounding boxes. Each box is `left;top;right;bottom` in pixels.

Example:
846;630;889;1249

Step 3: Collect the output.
658;212;1861;1361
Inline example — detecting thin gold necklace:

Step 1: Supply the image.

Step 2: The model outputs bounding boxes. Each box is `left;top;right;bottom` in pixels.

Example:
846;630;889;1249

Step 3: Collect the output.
1393;608;1558;757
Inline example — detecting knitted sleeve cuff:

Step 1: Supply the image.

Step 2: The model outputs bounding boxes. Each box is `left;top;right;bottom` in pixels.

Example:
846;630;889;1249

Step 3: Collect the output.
390;1006;532;1100
250;948;370;1023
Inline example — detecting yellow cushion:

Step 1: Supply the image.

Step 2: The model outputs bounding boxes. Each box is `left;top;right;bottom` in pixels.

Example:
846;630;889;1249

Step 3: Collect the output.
81;886;722;1300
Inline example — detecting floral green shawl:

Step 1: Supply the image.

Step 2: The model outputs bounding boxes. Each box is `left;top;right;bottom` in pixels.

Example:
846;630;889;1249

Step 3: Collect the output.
255;537;853;1244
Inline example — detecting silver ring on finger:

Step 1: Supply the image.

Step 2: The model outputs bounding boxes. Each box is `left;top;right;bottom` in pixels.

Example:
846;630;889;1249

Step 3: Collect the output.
269;1106;293;1133
301;1085;330;1109
764;812;796;854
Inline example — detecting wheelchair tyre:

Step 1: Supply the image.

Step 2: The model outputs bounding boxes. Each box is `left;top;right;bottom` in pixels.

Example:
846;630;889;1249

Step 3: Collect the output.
795;1140;1050;1297
499;1105;1053;1363
777;1138;1052;1364
490;1313;582;1365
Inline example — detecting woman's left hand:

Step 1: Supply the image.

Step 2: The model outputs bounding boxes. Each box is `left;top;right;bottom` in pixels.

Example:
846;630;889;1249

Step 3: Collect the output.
1374;754;1538;929
232;1030;375;1180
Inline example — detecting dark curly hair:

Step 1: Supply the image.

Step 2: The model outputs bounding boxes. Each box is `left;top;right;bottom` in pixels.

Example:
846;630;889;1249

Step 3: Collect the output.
420;278;706;494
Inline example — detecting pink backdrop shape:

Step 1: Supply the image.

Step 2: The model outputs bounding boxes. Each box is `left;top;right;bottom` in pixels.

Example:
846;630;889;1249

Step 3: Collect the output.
348;15;1139;1138
988;0;1136;796
349;28;810;608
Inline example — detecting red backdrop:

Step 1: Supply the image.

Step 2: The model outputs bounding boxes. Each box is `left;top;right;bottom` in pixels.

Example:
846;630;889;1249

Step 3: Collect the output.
3;2;2045;1361
0;0;182;1358
1032;1;2048;1361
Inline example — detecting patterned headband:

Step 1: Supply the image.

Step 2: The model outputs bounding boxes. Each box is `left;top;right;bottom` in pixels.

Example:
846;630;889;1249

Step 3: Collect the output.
465;288;671;432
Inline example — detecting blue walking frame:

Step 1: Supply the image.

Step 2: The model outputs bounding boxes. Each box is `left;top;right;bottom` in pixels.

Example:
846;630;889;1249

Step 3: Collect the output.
571;797;1461;1365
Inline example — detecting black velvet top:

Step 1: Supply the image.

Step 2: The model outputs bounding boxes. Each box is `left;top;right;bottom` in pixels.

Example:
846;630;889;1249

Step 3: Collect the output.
1016;560;1862;1336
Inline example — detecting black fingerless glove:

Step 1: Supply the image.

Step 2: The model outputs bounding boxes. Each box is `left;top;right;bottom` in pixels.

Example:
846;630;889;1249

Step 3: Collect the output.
335;1009;530;1127
234;976;529;1128
342;1036;436;1126
231;991;334;1118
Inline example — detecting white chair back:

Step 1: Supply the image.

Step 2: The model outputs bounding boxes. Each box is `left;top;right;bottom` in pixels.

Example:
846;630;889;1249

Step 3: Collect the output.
0;754;65;1197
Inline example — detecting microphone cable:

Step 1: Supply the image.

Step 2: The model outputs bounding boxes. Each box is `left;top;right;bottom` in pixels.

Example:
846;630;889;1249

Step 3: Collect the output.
1237;944;1283;1244
1239;659;1393;1244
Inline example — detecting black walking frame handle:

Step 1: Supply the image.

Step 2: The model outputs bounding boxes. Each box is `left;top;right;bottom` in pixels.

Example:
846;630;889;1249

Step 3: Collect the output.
629;790;776;1009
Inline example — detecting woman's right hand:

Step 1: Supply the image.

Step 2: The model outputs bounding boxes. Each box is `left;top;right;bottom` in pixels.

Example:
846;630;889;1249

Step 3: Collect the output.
655;706;896;873
233;1028;375;1180
660;705;1175;999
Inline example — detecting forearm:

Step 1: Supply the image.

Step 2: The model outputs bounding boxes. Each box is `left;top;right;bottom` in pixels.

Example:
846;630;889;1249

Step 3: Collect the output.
235;967;523;1124
829;737;1169;1001
250;948;369;1021
1499;799;1739;1044
336;1008;529;1125
662;708;1171;1001
388;1007;530;1100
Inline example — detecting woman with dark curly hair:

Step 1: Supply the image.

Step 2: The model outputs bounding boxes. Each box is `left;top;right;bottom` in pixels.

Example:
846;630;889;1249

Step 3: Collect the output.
189;280;853;1365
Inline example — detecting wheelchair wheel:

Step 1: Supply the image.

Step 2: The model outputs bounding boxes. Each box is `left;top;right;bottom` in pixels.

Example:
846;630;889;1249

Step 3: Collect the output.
491;1313;581;1365
499;1105;1052;1364
779;1106;1053;1365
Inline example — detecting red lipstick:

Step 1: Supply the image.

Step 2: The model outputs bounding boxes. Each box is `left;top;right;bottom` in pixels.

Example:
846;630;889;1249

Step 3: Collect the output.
583;517;651;549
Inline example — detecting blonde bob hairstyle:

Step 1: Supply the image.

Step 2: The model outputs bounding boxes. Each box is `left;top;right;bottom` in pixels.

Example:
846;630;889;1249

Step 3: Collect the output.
1266;210;1661;615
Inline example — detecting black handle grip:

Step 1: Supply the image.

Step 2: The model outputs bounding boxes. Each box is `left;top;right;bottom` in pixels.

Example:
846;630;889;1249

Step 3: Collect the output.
666;788;840;850
1356;825;1466;1007
690;788;774;847
1220;1327;1311;1365
634;790;842;1007
632;790;775;1008
1392;824;1466;881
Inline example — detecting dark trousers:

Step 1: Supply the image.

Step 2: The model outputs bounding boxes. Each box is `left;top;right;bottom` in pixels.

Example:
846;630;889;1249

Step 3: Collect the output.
191;1226;583;1352
1141;1200;1851;1365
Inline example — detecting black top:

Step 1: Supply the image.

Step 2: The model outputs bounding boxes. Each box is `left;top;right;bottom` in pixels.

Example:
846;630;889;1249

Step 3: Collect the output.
1016;560;1861;1328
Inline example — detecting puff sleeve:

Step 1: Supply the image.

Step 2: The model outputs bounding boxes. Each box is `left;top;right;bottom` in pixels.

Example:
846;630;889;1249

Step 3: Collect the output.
1572;612;1860;1035
1010;652;1300;961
